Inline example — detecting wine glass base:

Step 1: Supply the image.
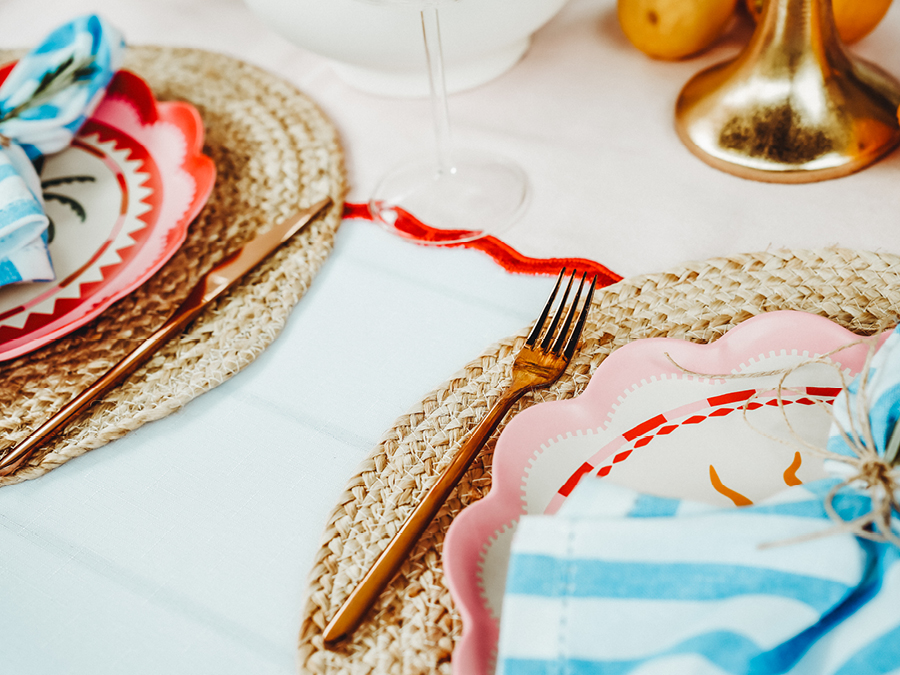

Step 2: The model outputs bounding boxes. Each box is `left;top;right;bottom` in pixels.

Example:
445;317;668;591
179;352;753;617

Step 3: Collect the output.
369;150;529;244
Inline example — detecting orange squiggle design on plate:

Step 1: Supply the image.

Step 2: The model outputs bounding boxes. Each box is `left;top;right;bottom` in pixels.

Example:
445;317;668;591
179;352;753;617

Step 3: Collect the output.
709;465;753;506
783;451;803;486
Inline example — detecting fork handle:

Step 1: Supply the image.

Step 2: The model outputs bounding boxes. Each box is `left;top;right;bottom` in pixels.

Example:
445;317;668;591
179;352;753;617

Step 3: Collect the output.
322;383;528;645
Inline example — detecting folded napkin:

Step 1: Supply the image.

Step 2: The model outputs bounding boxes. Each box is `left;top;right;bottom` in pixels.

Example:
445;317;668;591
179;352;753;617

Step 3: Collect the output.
827;329;900;469
0;15;124;287
497;331;900;675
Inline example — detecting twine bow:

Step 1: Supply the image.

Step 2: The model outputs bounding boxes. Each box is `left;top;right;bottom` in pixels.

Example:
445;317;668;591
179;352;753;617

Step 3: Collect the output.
815;333;900;548
668;326;900;549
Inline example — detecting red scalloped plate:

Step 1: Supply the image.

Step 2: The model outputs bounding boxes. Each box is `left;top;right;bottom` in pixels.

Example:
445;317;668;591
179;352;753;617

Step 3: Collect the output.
0;67;215;361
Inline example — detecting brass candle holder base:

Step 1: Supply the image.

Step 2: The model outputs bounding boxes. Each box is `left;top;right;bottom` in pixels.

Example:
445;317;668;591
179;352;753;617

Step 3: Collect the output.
675;0;900;183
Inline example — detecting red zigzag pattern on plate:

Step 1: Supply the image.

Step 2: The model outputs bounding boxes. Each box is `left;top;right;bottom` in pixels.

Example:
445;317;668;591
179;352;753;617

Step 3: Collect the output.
557;386;842;498
0;130;158;342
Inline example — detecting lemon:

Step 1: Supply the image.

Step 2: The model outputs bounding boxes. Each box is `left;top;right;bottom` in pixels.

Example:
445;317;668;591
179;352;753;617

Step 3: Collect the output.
618;0;738;60
745;0;894;44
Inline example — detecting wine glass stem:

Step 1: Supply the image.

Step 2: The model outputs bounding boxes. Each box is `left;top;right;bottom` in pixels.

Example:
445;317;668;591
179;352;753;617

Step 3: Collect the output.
420;5;454;176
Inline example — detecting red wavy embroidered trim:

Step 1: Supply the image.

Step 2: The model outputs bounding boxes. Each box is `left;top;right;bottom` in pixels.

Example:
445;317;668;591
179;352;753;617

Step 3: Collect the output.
343;203;622;286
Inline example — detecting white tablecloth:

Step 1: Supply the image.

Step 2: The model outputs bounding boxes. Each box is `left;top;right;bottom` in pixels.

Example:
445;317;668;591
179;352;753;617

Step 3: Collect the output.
0;0;898;673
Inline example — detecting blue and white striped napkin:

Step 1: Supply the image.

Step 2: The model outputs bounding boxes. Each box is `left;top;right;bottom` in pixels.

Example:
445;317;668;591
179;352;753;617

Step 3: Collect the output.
497;480;900;675
827;329;900;465
0;15;124;287
497;330;900;675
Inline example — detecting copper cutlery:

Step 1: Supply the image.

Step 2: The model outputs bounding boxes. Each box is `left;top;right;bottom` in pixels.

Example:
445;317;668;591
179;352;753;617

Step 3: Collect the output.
323;268;595;645
0;197;333;477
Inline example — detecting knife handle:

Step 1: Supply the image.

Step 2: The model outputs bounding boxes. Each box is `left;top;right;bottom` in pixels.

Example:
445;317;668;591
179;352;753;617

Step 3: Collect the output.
0;284;208;477
0;197;333;478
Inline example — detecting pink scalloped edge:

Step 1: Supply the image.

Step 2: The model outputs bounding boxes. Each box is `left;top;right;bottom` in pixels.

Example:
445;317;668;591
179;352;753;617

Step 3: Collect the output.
443;310;890;675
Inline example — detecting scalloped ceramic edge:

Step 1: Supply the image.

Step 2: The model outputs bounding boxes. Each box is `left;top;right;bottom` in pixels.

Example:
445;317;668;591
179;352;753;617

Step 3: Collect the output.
443;310;889;675
0;67;215;360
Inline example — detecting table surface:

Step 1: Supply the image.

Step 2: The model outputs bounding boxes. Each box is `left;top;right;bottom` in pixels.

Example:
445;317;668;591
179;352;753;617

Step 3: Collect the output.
0;1;898;673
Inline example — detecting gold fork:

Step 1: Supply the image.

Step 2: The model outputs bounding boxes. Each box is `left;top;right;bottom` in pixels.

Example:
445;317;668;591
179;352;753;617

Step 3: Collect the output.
322;268;596;645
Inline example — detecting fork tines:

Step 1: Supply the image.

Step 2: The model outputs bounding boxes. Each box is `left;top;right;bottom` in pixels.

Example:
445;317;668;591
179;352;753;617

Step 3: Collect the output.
526;268;596;357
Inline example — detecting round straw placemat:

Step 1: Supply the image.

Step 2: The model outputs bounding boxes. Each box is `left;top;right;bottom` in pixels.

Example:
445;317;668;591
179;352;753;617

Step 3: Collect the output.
299;247;900;674
0;46;346;486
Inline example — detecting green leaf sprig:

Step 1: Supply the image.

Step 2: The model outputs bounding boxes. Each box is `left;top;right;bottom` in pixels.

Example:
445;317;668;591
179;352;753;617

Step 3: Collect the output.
0;54;97;123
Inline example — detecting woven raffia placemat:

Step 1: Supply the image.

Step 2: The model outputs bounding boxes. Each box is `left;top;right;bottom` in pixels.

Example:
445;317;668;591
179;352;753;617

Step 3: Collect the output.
0;46;346;486
298;247;900;674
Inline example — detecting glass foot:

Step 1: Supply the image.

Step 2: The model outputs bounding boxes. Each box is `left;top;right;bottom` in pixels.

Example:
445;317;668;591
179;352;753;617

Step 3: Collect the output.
369;149;529;244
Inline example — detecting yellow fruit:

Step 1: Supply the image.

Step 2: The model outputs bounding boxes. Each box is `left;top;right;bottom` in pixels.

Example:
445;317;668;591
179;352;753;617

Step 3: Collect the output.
745;0;894;44
618;0;739;60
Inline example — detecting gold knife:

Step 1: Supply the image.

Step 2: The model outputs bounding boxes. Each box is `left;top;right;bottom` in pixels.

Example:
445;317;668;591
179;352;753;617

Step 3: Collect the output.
0;196;333;477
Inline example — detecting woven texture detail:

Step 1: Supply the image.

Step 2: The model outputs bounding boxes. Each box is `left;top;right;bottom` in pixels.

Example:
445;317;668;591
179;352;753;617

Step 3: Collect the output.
0;46;346;486
299;248;900;674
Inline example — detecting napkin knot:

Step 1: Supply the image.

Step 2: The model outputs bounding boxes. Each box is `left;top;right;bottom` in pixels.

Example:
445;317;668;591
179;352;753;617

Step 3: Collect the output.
817;327;900;547
819;455;900;549
854;456;896;494
0;14;124;287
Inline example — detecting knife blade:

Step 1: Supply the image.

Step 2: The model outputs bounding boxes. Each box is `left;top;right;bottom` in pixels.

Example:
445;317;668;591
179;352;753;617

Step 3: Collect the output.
0;196;333;477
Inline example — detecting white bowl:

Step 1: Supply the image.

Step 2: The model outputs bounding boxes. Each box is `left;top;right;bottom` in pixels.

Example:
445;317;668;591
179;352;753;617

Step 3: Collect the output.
244;0;569;96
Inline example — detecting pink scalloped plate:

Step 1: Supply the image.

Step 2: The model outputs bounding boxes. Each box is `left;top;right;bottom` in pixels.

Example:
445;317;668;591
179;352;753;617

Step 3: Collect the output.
443;311;890;675
0;67;215;361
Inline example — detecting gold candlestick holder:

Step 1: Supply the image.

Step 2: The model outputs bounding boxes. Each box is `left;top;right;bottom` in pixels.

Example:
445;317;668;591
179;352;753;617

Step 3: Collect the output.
675;0;900;183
